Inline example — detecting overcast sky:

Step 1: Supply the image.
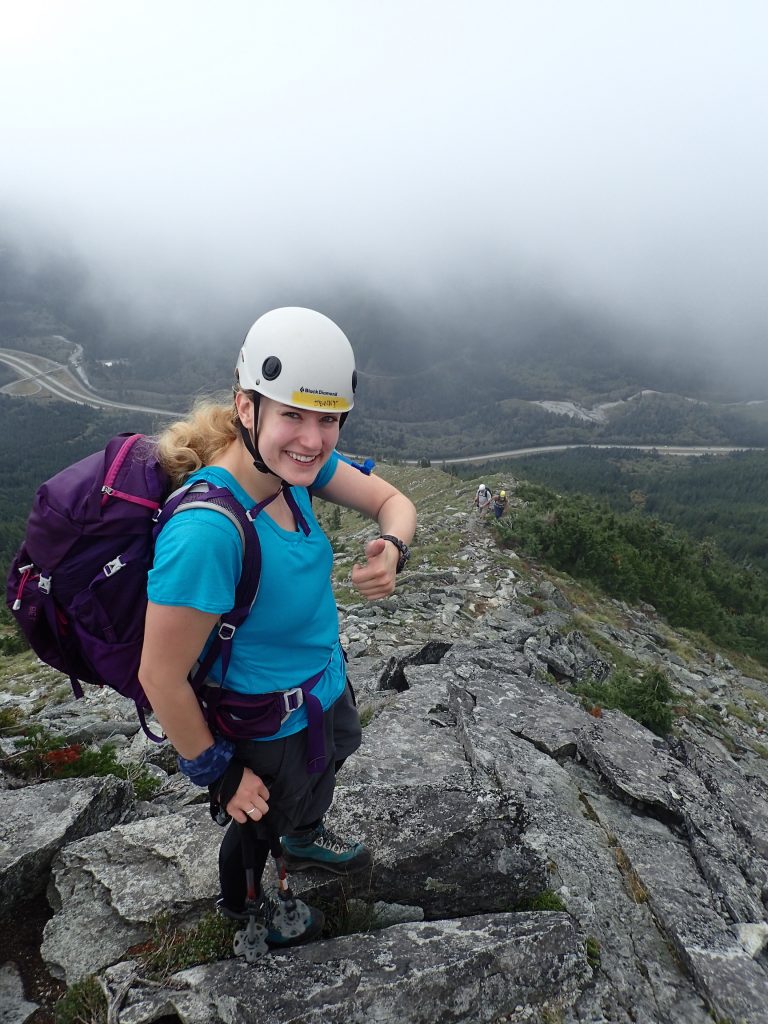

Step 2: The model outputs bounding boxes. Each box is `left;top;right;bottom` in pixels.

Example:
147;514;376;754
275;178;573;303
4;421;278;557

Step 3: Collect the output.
2;1;767;361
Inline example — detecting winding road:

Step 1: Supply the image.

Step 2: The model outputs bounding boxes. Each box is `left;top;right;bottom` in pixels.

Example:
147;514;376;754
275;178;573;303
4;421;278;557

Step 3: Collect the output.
0;347;181;418
0;347;762;463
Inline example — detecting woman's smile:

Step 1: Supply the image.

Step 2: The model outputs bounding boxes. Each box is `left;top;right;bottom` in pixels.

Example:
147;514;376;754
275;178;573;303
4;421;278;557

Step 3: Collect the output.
285;450;320;465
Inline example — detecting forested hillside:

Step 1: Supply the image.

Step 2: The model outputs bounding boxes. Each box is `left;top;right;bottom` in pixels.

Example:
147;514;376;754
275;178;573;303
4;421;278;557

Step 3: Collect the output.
485;448;768;571
346;390;768;461
494;480;768;666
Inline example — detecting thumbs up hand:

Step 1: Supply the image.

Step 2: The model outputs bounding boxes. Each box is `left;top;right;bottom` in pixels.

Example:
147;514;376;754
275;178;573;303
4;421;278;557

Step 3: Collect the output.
351;537;399;600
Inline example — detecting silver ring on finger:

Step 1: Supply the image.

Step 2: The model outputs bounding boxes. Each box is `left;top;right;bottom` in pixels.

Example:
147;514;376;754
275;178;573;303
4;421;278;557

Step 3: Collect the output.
245;806;257;816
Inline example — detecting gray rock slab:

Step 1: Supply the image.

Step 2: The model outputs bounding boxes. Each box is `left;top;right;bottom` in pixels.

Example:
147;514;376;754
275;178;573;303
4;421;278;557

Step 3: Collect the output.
345;682;474;789
106;913;590;1024
42;808;222;983
581;711;767;925
671;735;768;860
0;962;38;1024
42;769;545;982
592;794;768;1024
451;667;589;759
579;709;692;813
445;640;533;678
449;666;711;1024
290;781;546;917
0;776;133;910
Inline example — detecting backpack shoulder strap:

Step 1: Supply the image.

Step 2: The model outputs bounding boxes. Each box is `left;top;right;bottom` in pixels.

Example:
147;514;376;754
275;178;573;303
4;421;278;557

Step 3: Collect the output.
155;482;270;690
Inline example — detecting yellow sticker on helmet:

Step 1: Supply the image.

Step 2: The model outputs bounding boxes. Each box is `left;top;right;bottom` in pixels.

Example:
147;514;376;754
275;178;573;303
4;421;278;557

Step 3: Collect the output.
291;390;350;411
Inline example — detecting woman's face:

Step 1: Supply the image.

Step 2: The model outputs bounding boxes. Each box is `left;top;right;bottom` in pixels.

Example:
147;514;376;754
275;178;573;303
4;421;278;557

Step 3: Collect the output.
240;394;341;484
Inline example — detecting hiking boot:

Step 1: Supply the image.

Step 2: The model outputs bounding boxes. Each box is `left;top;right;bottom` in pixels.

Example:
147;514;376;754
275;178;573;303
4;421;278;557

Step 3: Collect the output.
280;822;372;875
216;892;324;949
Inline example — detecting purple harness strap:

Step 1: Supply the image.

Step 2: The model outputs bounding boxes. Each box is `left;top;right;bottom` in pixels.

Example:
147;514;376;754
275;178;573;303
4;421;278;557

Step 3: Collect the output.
199;666;327;774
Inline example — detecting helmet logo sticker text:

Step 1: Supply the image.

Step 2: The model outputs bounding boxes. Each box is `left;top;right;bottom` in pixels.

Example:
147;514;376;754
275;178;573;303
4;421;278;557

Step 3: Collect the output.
291;391;350;411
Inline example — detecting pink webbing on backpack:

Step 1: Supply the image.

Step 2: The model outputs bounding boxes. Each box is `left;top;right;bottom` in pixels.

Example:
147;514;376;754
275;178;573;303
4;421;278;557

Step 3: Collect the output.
102;487;161;510
12;565;37;611
100;434;161;510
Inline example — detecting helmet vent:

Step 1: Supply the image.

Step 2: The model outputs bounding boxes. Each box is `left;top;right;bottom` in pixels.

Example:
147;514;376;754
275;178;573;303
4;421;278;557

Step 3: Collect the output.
352;370;358;393
262;356;282;381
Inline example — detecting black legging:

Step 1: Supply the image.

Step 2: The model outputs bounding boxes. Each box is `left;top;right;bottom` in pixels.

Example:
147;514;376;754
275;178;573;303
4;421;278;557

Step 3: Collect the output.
218;758;348;911
219;821;271;910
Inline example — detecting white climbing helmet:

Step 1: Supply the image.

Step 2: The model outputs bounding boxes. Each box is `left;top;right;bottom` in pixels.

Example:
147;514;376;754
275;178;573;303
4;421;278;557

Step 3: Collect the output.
236;307;356;413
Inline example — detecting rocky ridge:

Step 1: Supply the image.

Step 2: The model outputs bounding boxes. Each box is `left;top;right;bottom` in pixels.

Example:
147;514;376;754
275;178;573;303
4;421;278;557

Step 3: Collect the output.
1;465;767;1023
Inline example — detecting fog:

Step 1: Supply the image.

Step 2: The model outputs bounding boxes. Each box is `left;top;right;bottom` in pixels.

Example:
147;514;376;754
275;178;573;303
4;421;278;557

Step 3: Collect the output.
2;1;767;370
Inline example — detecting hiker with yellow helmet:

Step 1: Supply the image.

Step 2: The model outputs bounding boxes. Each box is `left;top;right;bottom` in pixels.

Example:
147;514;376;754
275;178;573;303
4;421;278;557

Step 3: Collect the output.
139;307;416;954
492;488;508;519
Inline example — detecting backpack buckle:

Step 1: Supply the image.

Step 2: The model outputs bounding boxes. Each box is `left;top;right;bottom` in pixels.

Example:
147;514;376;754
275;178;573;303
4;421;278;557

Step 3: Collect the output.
103;557;125;577
218;623;236;641
280;687;304;724
38;574;52;594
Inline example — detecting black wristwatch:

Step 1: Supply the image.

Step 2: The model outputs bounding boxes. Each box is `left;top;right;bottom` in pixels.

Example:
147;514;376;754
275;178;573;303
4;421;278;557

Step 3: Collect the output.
380;534;411;573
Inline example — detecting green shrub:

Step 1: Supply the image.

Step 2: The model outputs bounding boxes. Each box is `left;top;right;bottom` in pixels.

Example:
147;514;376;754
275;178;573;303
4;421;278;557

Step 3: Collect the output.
55;975;106;1024
585;936;602;971
138;912;237;978
572;666;675;736
516;889;567;912
0;706;22;733
0;627;28;656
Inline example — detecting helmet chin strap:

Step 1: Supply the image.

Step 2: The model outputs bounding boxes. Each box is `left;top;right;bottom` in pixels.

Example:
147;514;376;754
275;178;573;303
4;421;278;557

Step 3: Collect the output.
238;392;272;475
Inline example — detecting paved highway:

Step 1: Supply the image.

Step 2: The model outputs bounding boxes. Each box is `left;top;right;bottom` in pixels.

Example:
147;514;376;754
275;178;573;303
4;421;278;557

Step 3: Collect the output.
0;348;181;418
434;442;762;465
1;348;762;461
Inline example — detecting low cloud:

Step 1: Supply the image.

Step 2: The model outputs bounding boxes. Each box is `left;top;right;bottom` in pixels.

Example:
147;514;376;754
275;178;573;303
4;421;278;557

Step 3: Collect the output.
2;1;767;373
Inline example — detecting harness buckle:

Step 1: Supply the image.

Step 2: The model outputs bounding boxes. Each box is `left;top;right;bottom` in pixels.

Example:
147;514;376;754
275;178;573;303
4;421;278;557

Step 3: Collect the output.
38;574;52;594
280;687;304;724
218;622;236;641
103;557;125;577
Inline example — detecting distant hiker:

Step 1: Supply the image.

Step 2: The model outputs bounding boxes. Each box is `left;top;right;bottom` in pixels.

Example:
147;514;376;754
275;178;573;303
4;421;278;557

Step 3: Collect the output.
474;483;492;512
492;489;508;519
139;308;416;952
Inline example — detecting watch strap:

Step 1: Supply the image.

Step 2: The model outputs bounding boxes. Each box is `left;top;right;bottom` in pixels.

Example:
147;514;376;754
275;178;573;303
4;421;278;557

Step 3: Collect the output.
380;534;410;573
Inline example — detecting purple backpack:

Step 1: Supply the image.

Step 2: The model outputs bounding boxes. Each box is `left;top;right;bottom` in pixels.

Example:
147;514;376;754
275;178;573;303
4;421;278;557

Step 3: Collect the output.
6;433;261;741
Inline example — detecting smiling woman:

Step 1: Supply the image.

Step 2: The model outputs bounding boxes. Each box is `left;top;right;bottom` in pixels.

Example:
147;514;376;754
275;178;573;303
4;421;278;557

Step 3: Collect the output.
139;306;415;956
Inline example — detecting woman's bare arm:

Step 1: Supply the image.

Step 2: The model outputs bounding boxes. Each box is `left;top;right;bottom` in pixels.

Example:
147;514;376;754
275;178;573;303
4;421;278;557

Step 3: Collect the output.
139;601;269;822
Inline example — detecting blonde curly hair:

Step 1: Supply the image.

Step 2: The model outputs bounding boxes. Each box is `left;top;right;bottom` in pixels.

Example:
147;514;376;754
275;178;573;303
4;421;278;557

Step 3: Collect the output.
155;396;242;488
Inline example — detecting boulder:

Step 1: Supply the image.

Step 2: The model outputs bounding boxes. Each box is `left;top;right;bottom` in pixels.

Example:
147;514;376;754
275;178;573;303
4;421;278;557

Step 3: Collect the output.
0;776;132;910
104;912;589;1024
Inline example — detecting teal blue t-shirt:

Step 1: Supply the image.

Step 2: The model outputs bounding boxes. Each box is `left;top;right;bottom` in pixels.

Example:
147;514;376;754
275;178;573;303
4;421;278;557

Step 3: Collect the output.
147;451;344;740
